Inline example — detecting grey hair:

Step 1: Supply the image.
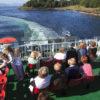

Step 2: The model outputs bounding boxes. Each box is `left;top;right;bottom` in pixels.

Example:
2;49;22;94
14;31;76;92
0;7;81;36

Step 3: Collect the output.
38;66;49;76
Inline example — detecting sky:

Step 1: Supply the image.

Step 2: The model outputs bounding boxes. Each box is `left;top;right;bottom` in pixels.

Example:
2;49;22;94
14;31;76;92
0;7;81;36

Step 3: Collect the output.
0;0;29;5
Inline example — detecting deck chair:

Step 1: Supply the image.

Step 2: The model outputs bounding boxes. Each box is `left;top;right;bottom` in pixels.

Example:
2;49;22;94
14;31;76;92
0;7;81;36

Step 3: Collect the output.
40;58;53;67
0;90;5;100
68;77;83;87
54;59;63;64
82;76;94;89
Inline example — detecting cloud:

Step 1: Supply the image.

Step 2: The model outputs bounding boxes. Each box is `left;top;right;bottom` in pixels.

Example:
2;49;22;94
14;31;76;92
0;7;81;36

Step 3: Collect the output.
0;0;29;5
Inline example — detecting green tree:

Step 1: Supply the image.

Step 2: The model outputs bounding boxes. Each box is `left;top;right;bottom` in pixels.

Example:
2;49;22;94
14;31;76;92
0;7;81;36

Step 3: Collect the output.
80;0;100;8
24;0;100;8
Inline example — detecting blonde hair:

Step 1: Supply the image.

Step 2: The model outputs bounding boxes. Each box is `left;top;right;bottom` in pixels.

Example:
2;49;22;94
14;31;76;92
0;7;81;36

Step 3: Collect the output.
3;48;9;55
3;46;14;55
38;66;49;78
30;51;38;59
79;42;86;49
68;58;76;65
14;48;21;57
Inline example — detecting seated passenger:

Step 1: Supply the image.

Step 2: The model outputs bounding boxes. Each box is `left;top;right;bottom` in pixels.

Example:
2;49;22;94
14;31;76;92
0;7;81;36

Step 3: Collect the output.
28;51;40;68
65;58;81;81
26;51;41;76
80;56;93;79
54;47;66;63
52;63;66;91
29;66;52;94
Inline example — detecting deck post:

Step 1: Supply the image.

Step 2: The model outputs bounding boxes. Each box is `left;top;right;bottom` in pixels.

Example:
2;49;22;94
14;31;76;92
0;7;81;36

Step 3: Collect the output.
52;41;55;56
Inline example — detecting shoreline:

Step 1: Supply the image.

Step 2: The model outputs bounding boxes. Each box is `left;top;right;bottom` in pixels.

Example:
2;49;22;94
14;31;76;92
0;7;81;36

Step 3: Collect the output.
78;11;100;16
20;5;100;17
55;6;100;16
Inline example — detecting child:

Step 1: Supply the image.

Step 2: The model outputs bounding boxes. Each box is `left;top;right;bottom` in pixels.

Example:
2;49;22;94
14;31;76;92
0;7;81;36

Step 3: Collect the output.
12;48;24;81
52;63;66;93
80;56;93;79
26;51;41;76
0;53;9;75
28;51;39;68
29;66;52;95
65;58;81;81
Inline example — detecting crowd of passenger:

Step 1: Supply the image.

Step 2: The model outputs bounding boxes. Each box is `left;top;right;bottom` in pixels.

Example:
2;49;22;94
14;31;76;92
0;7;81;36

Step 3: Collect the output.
0;41;98;100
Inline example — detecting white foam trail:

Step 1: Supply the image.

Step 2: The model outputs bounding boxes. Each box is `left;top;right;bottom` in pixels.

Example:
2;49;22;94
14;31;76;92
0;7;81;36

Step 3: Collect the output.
0;15;59;42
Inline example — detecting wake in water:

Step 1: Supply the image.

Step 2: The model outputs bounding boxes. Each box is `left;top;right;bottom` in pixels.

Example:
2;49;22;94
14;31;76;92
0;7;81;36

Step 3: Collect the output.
0;15;60;43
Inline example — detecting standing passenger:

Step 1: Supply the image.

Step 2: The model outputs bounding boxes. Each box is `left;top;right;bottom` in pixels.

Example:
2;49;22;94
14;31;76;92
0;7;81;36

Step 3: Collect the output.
88;41;97;62
78;42;88;63
13;48;24;81
3;46;14;64
67;43;78;63
3;46;14;72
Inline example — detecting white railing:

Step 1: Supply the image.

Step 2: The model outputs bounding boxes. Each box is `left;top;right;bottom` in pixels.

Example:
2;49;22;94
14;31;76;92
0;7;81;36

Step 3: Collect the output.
17;37;100;60
19;41;75;60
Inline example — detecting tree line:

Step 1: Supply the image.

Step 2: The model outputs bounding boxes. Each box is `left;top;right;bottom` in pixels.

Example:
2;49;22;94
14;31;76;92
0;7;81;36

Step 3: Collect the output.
23;0;100;8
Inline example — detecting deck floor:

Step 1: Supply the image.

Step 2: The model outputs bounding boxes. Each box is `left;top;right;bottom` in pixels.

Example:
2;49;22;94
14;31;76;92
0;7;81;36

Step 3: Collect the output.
5;61;100;100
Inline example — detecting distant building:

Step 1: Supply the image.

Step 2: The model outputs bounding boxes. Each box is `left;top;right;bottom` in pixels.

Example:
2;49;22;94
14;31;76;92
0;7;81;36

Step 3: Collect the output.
55;0;71;1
